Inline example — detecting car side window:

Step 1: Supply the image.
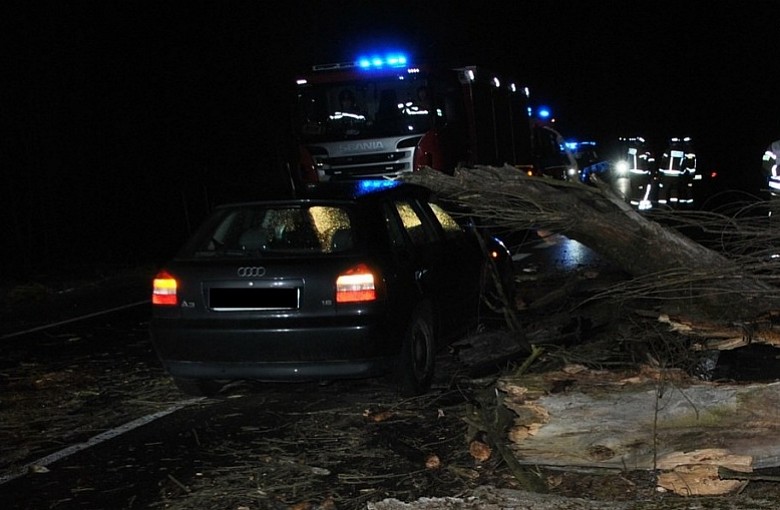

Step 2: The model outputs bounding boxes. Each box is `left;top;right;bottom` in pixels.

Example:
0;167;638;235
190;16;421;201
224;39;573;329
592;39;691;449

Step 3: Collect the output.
383;202;408;251
394;200;437;247
428;202;465;241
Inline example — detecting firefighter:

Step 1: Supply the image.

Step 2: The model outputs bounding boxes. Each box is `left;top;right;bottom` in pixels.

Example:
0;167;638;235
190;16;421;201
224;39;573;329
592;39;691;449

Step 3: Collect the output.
612;137;654;210
329;89;366;135
338;89;359;114
762;139;780;219
762;139;780;197
657;137;689;208
415;85;432;111
678;137;697;207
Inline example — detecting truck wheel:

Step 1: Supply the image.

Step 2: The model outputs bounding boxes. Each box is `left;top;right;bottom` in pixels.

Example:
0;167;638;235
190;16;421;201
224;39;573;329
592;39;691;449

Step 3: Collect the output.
396;302;435;396
172;377;223;397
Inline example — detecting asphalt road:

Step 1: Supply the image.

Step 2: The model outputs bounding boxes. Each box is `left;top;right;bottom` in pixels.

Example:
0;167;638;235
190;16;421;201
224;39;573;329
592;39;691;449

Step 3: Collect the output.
3;239;780;509
0;274;519;509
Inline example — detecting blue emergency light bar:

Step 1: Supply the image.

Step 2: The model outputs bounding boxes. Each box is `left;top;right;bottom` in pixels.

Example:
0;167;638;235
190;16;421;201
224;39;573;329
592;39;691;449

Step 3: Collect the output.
311;52;410;73
356;52;408;70
354;179;400;196
566;140;597;151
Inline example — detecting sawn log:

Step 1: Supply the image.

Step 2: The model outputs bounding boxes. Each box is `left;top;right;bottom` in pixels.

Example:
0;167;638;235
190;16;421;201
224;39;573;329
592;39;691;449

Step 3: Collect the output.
497;364;780;496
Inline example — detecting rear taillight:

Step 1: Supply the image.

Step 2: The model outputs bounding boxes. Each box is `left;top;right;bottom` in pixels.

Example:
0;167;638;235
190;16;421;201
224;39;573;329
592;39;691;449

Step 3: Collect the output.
336;263;376;303
152;270;178;306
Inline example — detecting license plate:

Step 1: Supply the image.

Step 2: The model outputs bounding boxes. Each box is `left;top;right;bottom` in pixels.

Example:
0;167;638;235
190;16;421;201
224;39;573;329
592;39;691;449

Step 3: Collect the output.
209;288;299;311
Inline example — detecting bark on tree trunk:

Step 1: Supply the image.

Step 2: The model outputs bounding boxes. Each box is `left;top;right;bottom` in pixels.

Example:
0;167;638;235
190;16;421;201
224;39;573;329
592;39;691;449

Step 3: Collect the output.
402;165;780;322
496;365;780;496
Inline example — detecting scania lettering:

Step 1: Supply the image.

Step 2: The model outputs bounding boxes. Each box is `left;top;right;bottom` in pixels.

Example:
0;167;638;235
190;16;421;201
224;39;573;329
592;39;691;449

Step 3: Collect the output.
340;141;385;153
291;51;555;184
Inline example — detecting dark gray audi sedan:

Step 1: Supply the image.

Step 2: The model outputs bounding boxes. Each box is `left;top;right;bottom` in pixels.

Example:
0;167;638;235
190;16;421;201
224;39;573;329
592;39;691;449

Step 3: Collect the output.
150;180;513;396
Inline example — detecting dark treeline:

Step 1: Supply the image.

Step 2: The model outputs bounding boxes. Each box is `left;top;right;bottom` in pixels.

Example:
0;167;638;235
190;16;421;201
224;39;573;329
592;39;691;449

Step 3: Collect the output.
5;4;301;281
6;1;779;281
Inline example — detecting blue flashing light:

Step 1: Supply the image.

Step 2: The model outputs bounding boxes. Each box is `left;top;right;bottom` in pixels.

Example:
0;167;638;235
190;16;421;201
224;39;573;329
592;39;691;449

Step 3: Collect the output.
565;140;597;151
355;179;400;196
355;52;409;70
537;107;551;119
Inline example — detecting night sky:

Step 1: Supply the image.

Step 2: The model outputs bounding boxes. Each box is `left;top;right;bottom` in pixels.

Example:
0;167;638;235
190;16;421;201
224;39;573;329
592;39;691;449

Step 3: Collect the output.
5;1;779;279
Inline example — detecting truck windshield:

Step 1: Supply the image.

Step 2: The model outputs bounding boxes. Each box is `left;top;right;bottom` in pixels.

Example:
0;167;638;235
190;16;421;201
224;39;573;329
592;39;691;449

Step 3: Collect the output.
296;78;441;142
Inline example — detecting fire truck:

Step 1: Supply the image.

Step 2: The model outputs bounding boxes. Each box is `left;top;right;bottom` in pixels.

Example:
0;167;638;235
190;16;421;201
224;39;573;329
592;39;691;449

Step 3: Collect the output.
290;51;577;185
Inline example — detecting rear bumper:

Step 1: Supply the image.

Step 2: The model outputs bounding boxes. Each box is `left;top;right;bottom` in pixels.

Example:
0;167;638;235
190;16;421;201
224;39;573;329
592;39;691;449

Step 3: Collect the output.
150;316;402;381
161;359;389;381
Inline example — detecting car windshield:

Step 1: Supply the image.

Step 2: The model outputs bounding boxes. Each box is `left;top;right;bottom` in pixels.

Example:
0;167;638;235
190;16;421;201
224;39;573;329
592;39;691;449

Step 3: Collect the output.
182;204;354;258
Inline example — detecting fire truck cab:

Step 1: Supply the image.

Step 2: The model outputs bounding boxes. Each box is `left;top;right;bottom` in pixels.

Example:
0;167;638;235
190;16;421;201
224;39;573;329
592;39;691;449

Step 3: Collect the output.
291;52;542;184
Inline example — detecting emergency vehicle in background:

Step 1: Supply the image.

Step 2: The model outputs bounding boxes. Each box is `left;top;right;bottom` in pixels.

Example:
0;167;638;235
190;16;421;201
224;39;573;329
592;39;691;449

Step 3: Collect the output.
291;51;577;186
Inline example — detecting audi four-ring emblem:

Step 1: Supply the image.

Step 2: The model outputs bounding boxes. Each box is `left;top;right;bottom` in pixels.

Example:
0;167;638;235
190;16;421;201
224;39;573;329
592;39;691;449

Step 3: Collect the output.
237;266;266;277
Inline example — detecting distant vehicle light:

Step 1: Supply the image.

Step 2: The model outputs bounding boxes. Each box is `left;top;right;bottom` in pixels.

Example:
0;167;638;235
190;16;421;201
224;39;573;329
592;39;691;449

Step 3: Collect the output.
153;270;178;306
336;263;377;303
615;161;630;175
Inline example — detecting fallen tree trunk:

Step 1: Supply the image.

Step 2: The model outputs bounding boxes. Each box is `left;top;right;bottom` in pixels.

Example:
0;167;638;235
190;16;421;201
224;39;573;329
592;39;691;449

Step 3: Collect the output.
497;365;780;496
403;167;780;501
402;165;780;322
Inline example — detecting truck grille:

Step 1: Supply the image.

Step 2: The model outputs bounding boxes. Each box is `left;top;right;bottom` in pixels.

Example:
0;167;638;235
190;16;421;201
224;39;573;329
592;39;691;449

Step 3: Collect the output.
316;150;414;179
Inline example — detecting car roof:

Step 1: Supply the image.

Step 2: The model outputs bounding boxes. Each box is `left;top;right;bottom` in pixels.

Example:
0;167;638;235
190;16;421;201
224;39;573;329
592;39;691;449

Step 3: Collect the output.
215;180;432;209
295;180;431;201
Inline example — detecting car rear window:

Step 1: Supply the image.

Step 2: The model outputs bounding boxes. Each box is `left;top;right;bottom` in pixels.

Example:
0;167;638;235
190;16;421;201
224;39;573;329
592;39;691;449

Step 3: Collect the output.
184;204;354;257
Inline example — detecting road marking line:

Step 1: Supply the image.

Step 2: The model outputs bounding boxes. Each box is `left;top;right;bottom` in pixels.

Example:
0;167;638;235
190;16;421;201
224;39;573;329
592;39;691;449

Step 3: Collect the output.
0;397;204;485
1;300;150;340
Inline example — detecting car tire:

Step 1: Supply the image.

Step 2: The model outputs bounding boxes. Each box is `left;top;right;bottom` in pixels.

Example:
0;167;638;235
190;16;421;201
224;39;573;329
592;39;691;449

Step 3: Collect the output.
396;302;435;396
172;377;223;397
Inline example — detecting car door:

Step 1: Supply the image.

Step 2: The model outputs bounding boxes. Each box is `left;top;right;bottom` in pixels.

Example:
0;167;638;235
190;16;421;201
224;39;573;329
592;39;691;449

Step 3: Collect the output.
422;200;483;336
390;197;479;340
377;199;429;330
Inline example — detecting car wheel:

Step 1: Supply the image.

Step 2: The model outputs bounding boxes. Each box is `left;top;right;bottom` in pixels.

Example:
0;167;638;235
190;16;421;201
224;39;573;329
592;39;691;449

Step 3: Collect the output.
172;377;223;397
397;302;435;396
